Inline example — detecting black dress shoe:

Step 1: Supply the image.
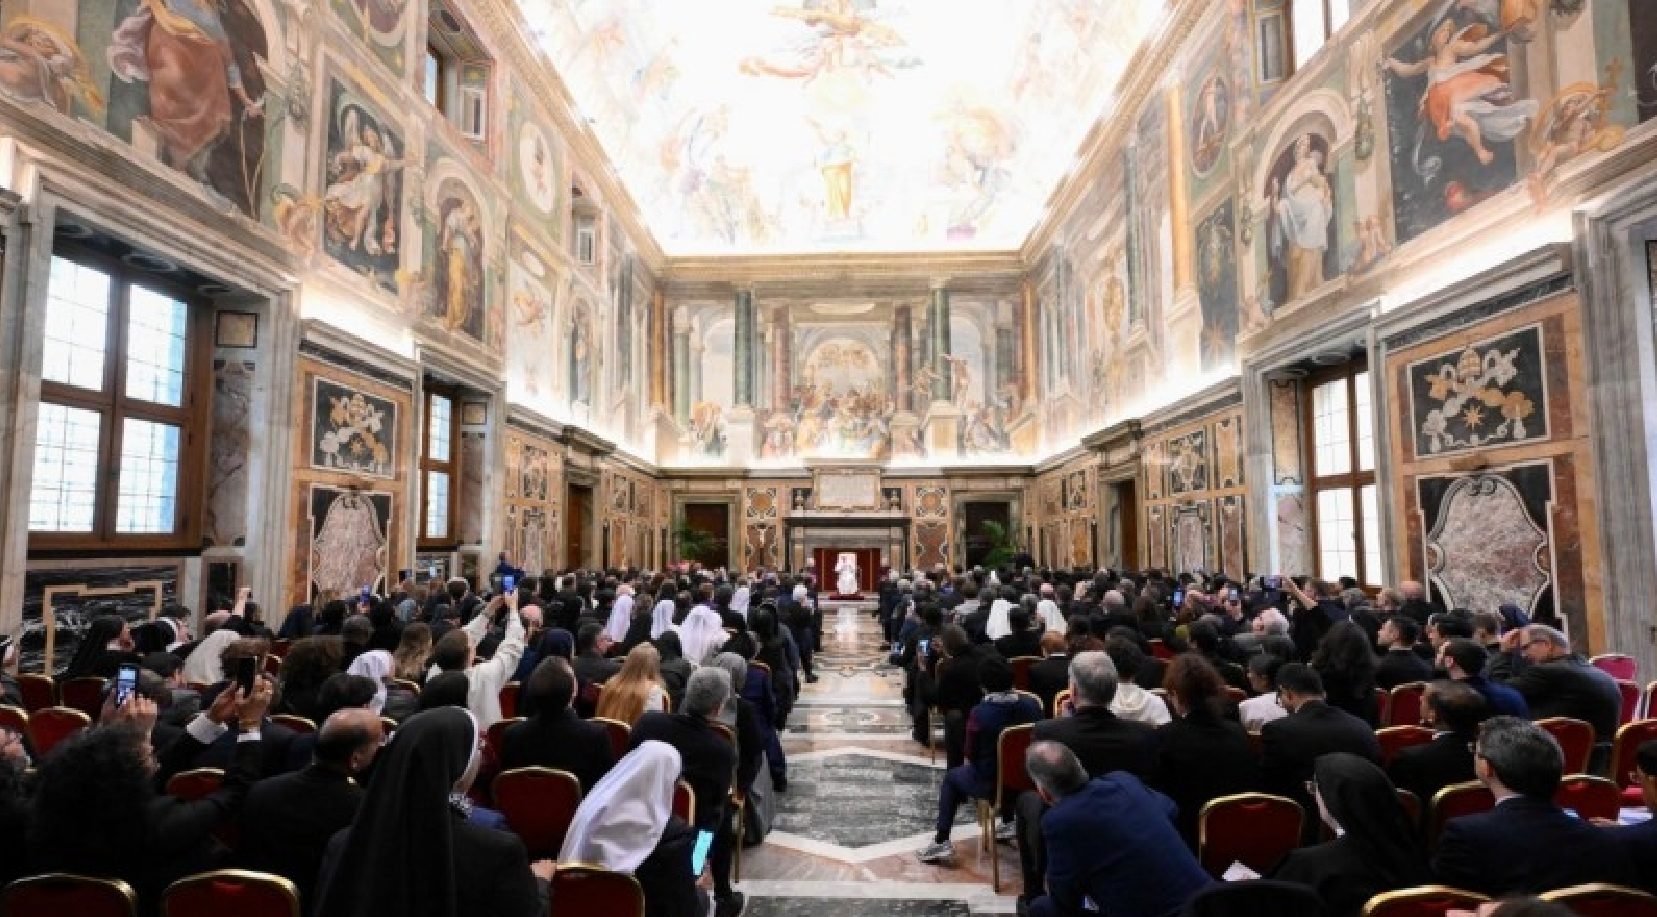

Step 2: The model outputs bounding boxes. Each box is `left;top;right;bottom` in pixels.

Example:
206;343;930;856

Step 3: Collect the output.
715;891;746;917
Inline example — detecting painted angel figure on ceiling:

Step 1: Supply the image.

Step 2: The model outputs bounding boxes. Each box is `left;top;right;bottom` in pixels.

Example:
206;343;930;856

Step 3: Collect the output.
739;0;919;87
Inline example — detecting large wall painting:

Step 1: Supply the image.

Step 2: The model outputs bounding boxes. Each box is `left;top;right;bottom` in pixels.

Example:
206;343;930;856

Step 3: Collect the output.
308;485;392;597
330;0;409;75
1630;0;1657;124
0;19;103;118
322;78;405;293
310;377;398;478
1196;199;1239;371
424;174;486;343
1263;132;1337;310
508;81;565;241
1406;323;1546;457
1381;2;1538;245
506;236;558;410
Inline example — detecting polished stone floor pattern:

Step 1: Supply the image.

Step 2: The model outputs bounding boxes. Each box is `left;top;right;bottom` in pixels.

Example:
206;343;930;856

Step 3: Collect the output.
771;752;971;847
746;898;973;917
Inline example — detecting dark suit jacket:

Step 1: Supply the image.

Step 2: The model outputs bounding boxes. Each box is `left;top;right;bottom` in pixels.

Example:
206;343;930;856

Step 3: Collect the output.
237;764;361;908
1033;705;1158;780
1375;648;1434;690
499;708;617;793
1432;795;1636;895
1152;712;1259;846
1028;655;1070;714
138;726;261;904
1490;653;1623;741
630;711;735;830
1042;774;1213;917
1386;732;1476;806
932;646;986;715
1615;818;1657;894
1260;701;1381;818
318;817;545;917
994;630;1043;661
1273;836;1427;917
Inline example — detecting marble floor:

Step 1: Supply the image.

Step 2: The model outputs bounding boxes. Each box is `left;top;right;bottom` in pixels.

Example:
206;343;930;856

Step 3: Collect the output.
739;599;1022;916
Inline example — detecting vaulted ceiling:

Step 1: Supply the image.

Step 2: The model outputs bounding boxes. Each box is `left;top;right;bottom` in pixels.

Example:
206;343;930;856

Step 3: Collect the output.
519;0;1169;256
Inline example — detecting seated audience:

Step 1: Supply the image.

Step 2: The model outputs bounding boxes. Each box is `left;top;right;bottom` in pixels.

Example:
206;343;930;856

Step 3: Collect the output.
315;707;551;917
1437;638;1529;719
1375;616;1434;689
1023;741;1211;917
1432;716;1635;895
428;591;527;728
994;603;1044;660
61;613;141;680
392;623;433;685
1260;663;1380;836
1028;632;1071;715
708;653;765;797
1238;652;1289;730
558;741;706;917
1272;754;1430;917
1490;625;1621;743
595;643;670;725
1104;636;1171;726
499;657;616;793
916;656;1042;864
1312;621;1381;725
237;708;382;908
1605;740;1657;892
276;636;344;723
1154;654;1258;847
1387;679;1489;805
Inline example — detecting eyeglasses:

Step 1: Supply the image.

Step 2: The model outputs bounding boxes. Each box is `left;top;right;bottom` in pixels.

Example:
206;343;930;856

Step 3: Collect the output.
1519;640;1547;652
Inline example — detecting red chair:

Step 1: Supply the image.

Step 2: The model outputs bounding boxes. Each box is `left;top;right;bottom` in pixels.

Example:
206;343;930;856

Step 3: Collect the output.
592;716;631;761
548;865;644;917
1008;657;1040;692
59;677;107;720
1646;682;1657;722
975;723;1036;891
1592;654;1638;682
1376;725;1435;767
1427;781;1495;849
269;714;315;734
709;722;749;880
1148;639;1173;660
485;717;523;762
498;682;520;720
1618;680;1642;726
165;768;225;802
16;673;56;713
268;639;292;659
672;779;695;823
1537;716;1595;775
1554;774;1623;822
28;706;91;757
161;869;299;917
1223;686;1247;707
1052;688;1074;718
492;767;582;858
0;706;29;737
1611;719;1657;805
1386;682;1427;727
0;873;138;917
261;654;282;679
1197;793;1303;876
1362;885;1488;917
1541;883;1657;916
1375;687;1391;727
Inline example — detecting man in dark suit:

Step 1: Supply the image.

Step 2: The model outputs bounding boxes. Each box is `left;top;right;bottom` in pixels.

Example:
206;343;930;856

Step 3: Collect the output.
1610;740;1657;893
1490;625;1622;744
994;605;1044;660
499;657;616;792
238;708;380;909
928;625;987;768
631;667;743;917
1260;663;1381;837
1433;716;1636;895
1027;632;1070;716
1014;650;1159;907
1375;616;1434;689
1388;679;1490;806
1438;638;1529;719
572;622;621;686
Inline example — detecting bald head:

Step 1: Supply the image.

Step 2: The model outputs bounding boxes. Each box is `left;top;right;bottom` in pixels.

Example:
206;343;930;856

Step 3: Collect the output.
315;707;384;773
1399;580;1425;602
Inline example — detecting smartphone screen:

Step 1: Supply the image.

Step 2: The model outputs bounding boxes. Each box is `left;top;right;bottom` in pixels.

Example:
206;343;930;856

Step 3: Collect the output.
917;638;930;658
690;829;715;875
503;574;516;594
360;585;372;604
235;655;258;695
1172;589;1184;607
1229;589;1241;602
1266;575;1282;590
115;663;139;707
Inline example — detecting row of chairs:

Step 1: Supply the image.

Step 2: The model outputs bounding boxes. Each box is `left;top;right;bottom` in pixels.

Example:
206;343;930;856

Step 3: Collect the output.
0;865;649;917
1360;882;1657;917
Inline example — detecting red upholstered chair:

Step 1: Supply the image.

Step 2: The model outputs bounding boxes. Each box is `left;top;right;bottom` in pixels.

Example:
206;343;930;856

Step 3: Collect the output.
549;866;644;917
1;873;138;917
161;869;299;917
1592;654;1638;682
1537;717;1595;775
269;714;315;735
262;654;282;679
268;639;292;659
165;769;224;803
1541;883;1657;916
59;677;107;721
16;674;56;713
492;767;582;858
1386;682;1427;727
1617;680;1642;726
0;706;29;738
708;722;748;880
1376;725;1435;767
1052;689;1074;719
1612;719;1657;806
1375;688;1392;727
1197;793;1303;877
672;779;695;823
485;717;523;763
1362;885;1488;917
1223;686;1247;707
1148;639;1173;660
498;682;520;721
1427;782;1495;849
1646;683;1657;722
592;717;631;761
1554;774;1622;822
28;706;91;757
1008;657;1040;692
975;724;1036;892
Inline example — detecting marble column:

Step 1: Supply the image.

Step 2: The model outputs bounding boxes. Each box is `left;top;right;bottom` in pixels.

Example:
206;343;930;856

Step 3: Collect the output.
689;339;704;406
1020;278;1038;405
734;289;755;408
772;307;791;411
893;303;915;413
929;283;952;403
996;320;1016;395
672;324;690;425
650;289;667;410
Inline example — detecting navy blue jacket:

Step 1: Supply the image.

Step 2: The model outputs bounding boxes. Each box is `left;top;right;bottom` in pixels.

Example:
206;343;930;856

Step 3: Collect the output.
1432;794;1636;895
963;692;1042;791
1040;774;1212;917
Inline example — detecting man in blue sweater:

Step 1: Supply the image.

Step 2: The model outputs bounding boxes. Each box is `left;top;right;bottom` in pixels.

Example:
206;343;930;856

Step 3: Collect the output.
1024;740;1212;917
917;655;1042;863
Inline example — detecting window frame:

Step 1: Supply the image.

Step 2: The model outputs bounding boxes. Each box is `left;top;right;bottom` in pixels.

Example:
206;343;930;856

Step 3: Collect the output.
30;246;210;553
418;384;461;550
1301;361;1380;588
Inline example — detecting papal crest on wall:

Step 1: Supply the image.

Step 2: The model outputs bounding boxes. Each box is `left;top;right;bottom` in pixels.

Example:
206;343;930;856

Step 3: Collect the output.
746;487;778;520
1407;323;1546;458
1166;429;1210;496
310;378;397;479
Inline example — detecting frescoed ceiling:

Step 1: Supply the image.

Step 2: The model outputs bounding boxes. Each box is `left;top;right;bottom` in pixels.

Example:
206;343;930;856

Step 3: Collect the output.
518;0;1169;255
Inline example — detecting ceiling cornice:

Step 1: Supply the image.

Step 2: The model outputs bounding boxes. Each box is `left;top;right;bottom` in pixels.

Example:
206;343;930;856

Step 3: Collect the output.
1020;0;1210;260
663;250;1025;288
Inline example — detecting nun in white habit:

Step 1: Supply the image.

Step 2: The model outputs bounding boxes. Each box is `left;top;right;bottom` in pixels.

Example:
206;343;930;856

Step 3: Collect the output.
605;585;636;644
984;593;1016;641
345;648;393;713
675;605;727;667
650;597;676;640
729;583;751;620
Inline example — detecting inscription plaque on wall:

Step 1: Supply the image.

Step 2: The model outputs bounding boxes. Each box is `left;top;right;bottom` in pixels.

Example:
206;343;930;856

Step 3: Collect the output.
815;471;881;510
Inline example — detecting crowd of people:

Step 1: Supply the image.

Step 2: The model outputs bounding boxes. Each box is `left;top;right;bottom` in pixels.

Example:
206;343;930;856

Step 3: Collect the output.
0;563;825;917
874;567;1655;916
1;560;1654;917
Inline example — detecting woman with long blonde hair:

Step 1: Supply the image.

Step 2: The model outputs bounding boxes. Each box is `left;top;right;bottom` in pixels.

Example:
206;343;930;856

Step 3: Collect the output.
595;643;668;726
392;622;432;684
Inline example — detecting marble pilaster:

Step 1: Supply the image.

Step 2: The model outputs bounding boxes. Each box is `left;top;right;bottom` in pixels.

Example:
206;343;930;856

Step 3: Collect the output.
929;285;952;403
735;289;755;408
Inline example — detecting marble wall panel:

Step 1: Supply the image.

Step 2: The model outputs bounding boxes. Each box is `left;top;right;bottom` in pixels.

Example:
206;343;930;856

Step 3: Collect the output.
915;522;948;569
1418;465;1552;619
1166;428;1209;495
308;485;392;597
20;563;180;673
1218;495;1246;580
1275;492;1311;576
1146;504;1166;571
205;358;254;546
1270;380;1303;485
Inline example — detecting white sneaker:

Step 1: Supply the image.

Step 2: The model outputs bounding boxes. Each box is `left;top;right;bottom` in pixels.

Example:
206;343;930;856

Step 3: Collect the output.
994;822;1017;842
916;840;954;864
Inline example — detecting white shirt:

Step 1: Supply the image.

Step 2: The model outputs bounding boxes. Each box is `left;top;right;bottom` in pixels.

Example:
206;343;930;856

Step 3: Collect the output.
1111;683;1172;726
427;608;525;728
1239;692;1288;731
